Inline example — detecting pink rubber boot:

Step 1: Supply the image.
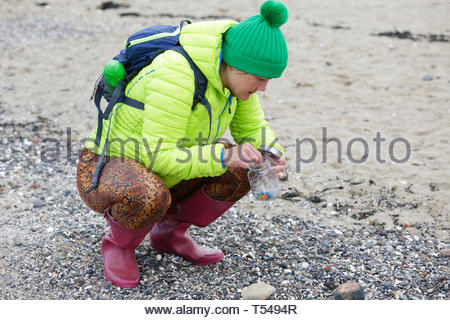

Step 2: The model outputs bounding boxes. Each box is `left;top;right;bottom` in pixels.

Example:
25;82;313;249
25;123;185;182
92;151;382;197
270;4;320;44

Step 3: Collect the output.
150;186;234;265
102;209;153;288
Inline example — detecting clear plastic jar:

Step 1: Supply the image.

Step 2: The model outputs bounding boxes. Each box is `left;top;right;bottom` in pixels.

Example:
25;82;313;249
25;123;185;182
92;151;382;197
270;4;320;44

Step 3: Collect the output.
247;160;280;200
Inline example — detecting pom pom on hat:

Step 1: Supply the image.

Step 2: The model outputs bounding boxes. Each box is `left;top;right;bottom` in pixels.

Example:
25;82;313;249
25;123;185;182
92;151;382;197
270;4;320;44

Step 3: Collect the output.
260;0;288;28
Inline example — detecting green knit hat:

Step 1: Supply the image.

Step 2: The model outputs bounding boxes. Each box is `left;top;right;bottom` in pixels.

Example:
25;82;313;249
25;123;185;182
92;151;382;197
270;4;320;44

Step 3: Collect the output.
222;1;289;78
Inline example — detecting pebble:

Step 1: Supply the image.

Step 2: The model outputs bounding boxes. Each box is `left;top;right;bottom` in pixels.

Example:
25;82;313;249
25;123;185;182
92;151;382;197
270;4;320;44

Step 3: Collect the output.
241;281;276;300
439;248;450;257
334;281;365;300
32;199;44;208
422;75;433;81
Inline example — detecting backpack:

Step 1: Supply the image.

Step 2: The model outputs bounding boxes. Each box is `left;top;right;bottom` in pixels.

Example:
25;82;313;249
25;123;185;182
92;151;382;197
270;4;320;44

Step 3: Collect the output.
87;20;212;192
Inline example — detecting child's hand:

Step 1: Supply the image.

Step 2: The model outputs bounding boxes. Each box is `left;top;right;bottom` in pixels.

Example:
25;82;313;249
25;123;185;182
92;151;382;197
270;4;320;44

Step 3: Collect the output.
267;155;286;178
222;143;263;169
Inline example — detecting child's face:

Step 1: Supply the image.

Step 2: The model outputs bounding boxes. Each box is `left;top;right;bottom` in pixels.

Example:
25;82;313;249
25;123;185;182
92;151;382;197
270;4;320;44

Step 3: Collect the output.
222;66;270;100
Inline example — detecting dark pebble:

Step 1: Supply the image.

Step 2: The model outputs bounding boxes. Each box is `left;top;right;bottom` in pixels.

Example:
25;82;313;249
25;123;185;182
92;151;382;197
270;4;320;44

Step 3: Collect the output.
192;292;205;299
318;246;330;254
307;196;323;203
98;1;130;10
324;280;337;290
281;191;301;200
32;200;44;208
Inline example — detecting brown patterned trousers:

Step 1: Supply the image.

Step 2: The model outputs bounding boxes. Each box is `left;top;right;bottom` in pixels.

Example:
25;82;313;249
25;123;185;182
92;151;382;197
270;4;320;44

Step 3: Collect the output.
76;148;250;230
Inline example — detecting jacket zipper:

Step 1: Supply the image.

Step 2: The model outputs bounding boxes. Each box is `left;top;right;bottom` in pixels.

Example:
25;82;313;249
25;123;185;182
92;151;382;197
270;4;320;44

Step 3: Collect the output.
212;94;233;143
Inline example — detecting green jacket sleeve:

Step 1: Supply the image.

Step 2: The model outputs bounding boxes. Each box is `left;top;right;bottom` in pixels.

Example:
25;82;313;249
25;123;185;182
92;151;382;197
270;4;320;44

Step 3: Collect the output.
229;93;284;155
138;51;227;186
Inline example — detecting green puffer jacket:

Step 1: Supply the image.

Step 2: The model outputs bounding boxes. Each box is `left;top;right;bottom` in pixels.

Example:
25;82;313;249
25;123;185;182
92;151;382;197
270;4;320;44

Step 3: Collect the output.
85;20;283;188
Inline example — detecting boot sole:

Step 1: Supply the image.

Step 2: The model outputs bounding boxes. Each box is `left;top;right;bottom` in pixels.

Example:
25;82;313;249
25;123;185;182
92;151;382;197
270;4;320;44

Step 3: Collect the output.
104;270;140;288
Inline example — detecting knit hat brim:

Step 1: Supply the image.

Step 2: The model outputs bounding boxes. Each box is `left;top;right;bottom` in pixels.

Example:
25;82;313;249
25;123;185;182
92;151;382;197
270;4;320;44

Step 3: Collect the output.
222;41;286;78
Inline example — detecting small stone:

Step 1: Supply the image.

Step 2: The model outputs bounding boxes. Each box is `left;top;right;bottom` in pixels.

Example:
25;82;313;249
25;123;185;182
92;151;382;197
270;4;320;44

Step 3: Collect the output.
334;281;365;300
422;75;433;81
307;196;323;203
301;262;309;269
241;281;275;300
32;200;44;208
394;290;402;299
280;171;288;181
156;254;162;261
439;248;450;257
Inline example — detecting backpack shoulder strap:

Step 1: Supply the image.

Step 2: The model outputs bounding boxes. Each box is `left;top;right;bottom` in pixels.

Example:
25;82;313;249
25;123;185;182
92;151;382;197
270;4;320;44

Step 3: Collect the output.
92;78;144;146
170;45;212;143
169;46;207;110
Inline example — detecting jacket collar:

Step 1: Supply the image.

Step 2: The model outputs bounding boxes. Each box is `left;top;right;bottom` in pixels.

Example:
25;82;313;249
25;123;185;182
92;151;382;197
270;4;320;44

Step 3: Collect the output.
179;20;237;96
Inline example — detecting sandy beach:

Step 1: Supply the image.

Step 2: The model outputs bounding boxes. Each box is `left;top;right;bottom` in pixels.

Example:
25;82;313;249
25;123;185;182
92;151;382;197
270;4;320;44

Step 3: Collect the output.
0;0;448;300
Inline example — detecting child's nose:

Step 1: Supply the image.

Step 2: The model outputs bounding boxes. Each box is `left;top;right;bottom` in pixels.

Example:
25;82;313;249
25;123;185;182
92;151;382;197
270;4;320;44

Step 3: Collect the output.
257;79;269;91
